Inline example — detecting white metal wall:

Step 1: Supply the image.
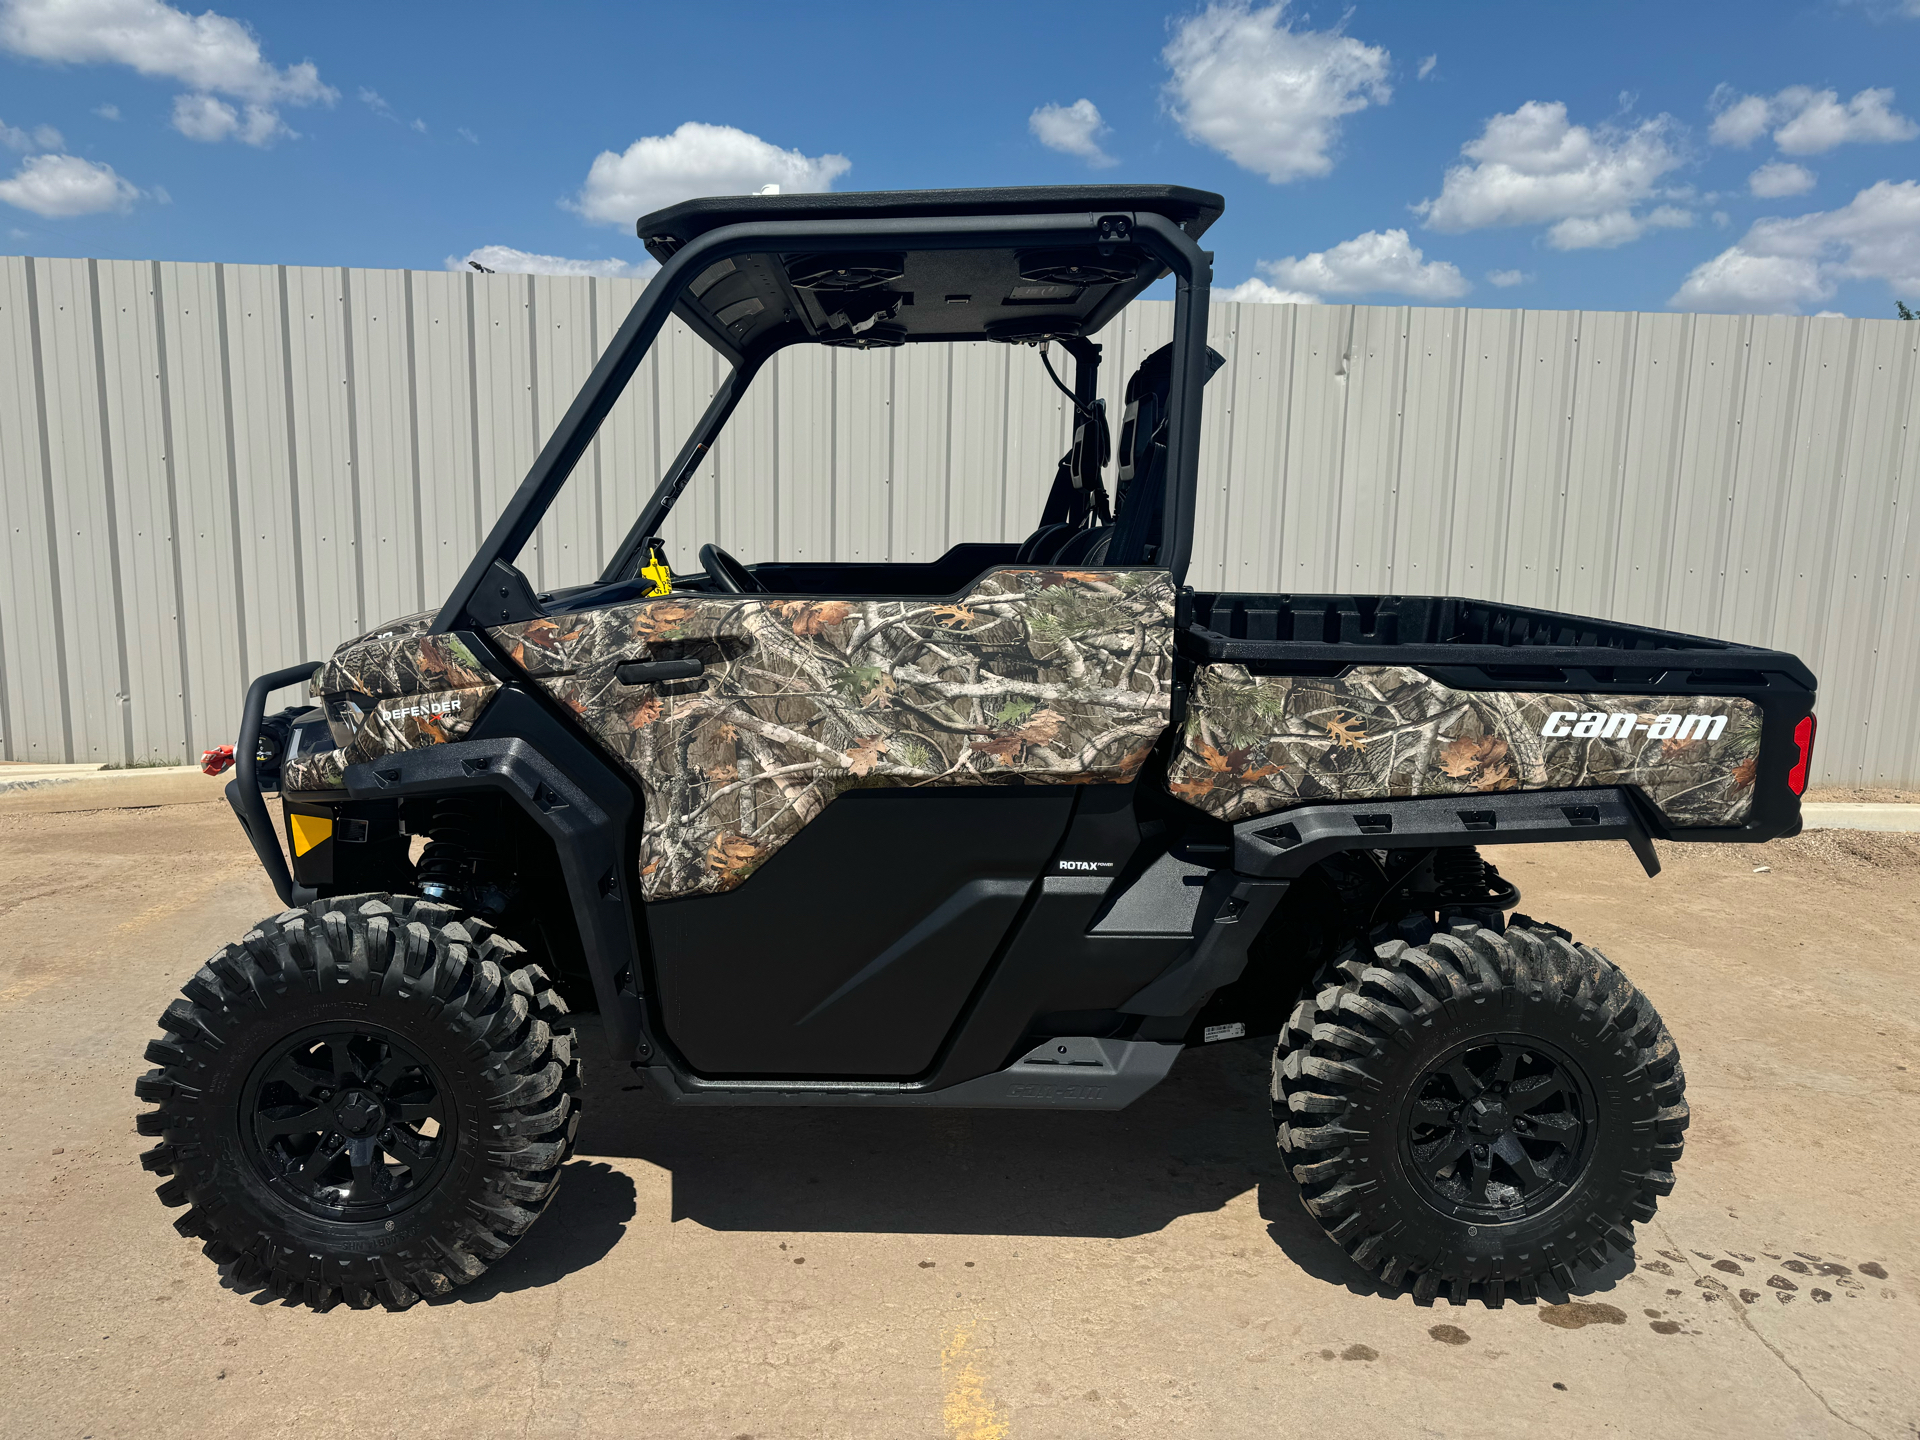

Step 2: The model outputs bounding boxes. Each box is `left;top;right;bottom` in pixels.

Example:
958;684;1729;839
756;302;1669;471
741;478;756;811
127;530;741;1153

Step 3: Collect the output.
1;255;1914;787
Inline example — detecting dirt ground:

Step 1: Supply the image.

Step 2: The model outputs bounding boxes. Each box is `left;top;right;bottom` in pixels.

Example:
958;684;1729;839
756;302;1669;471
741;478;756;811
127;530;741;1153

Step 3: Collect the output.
0;801;1914;1440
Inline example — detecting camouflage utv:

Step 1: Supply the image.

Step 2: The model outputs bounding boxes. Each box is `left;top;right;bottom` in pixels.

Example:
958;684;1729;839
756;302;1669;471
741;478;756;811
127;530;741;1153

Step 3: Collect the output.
135;186;1818;1312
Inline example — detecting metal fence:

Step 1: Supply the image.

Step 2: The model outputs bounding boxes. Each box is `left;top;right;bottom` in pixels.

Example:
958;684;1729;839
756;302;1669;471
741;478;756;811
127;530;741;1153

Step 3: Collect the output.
2;255;1914;786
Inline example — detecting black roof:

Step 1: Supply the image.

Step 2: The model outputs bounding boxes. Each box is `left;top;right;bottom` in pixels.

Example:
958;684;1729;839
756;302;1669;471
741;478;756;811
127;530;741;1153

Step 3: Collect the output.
632;185;1226;361
636;184;1223;254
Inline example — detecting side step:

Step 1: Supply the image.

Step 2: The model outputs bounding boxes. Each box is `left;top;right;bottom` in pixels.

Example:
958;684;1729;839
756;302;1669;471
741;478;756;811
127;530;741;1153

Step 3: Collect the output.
637;1037;1183;1110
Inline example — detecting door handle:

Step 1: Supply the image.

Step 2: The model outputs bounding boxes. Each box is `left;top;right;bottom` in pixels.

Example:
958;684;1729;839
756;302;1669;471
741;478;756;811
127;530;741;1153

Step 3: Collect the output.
616;657;705;686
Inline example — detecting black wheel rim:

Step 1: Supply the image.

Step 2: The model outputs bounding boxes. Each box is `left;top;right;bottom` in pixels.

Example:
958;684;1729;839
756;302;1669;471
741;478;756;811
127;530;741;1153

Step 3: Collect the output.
1400;1036;1593;1220
241;1025;456;1221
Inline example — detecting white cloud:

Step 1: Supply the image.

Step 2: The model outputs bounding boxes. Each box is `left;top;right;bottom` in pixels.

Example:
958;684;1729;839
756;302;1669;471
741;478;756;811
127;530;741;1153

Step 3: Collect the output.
1162;1;1390;184
1486;268;1532;287
0;151;138;216
92;102;118;120
1749;161;1815;198
1416;101;1685;245
0;0;332;101
1029;99;1115;167
448;245;658;282
171;92;286;146
1545;203;1693;250
0;0;335;147
569;121;850;227
1709;85;1916;154
1773;88;1914;154
1219;277;1319;304
1254;227;1469;300
1417;54;1437;81
1670;179;1919;313
0;116;62;151
1543;211;1640;250
362;87;427;135
1712;210;1730;228
456;127;478;145
1707;92;1772;147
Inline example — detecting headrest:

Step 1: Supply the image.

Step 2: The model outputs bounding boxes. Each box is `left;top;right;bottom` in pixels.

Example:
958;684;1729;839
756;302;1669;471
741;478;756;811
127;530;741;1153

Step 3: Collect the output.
1116;342;1226;483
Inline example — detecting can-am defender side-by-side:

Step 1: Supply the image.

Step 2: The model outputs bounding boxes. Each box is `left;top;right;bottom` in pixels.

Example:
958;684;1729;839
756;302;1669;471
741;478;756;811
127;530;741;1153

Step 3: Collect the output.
135;186;1818;1312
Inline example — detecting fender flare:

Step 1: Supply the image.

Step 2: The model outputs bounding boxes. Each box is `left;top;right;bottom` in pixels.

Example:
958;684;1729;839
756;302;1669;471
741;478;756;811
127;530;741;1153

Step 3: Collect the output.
339;687;646;1061
1230;786;1659;880
1119;787;1658;1018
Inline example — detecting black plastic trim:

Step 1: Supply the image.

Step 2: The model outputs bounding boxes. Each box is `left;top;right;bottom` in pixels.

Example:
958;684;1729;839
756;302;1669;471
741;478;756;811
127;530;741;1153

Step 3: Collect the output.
339;689;646;1061
1119;872;1289;1016
637;1038;1182;1110
1231;787;1661;880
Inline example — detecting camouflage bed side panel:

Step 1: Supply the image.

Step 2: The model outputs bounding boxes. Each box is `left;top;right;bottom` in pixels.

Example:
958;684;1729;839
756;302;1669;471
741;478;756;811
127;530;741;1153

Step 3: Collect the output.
491;568;1177;901
281;630;499;793
1166;663;1762;828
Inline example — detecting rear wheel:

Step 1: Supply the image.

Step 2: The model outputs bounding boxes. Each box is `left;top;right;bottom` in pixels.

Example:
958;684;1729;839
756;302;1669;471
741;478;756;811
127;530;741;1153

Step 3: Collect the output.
1274;919;1686;1305
135;893;580;1311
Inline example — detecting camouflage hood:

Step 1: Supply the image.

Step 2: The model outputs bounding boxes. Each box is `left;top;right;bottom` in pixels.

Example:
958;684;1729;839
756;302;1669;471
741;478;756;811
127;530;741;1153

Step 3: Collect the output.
281;622;500;793
309;612;465;699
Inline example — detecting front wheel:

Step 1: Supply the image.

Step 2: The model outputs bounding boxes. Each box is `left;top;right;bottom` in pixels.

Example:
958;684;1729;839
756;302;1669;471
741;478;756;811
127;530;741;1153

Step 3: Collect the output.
135;894;580;1311
1274;919;1687;1305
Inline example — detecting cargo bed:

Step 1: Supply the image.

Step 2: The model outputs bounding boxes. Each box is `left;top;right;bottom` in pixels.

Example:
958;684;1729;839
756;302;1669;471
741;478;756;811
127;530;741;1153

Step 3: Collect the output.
1172;592;1817;845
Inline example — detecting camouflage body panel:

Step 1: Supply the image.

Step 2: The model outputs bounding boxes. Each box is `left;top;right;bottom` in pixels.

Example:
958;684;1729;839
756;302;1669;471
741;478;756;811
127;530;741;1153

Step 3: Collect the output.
281;628;499;793
1167;663;1762;829
310;613;454;699
492;568;1177;901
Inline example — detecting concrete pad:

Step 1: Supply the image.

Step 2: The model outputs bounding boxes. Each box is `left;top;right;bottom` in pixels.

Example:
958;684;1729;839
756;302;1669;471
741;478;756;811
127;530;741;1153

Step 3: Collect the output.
1800;803;1920;833
0;764;225;816
0;803;1913;1439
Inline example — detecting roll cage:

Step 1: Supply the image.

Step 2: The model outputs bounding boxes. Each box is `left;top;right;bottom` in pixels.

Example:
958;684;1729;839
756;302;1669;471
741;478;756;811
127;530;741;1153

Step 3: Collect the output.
429;186;1224;633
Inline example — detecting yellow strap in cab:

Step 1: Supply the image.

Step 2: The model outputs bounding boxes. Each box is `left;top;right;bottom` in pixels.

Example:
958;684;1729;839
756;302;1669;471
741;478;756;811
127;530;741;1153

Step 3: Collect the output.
641;545;673;598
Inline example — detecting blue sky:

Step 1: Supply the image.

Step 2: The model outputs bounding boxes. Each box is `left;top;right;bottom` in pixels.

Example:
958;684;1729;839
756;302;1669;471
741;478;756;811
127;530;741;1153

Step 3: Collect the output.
1;0;1915;316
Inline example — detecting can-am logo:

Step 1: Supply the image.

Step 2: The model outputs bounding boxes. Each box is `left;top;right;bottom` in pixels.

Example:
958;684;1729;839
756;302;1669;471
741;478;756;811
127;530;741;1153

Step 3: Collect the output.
1540;711;1727;741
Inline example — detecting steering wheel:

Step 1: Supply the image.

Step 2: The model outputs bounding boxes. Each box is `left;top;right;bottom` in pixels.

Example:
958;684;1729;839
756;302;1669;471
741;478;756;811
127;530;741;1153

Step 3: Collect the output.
698;542;765;594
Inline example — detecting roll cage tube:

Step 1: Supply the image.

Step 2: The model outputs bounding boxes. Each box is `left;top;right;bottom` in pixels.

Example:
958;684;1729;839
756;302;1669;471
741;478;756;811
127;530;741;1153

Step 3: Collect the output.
604;357;761;584
431;210;1213;633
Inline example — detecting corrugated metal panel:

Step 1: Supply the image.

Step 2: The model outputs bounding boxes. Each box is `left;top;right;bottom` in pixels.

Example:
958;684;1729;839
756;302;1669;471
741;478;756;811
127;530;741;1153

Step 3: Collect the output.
1;259;1913;787
33;259;116;763
0;258;64;761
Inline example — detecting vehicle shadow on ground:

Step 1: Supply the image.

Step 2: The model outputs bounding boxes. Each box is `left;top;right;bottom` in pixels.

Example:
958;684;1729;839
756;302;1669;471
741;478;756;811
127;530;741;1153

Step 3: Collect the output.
566;1028;1376;1266
548;1023;1637;1305
440;1159;638;1305
574;1027;1286;1240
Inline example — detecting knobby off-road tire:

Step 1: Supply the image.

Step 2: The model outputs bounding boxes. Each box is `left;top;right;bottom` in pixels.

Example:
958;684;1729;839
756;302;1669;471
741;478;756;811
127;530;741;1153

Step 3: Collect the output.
1274;919;1687;1306
134;893;580;1311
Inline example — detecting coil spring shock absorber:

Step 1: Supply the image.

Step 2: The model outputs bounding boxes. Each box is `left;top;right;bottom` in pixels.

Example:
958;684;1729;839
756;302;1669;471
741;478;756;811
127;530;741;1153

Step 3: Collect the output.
417;795;514;917
1432;845;1522;918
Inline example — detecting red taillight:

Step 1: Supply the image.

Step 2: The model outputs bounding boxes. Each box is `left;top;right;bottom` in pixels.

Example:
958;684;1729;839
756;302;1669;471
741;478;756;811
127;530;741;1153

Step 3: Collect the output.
1787;714;1815;796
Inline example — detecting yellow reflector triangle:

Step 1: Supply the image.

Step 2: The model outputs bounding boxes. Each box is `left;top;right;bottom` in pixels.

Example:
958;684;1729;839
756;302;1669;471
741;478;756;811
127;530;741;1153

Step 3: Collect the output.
289;812;333;856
